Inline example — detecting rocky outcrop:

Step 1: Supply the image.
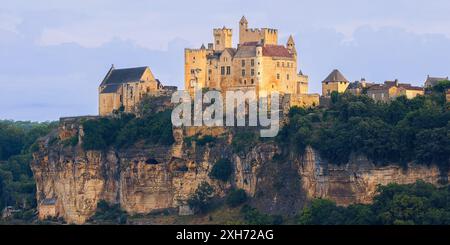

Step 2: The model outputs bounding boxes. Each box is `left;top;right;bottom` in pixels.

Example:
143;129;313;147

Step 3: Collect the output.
299;146;448;206
31;121;449;224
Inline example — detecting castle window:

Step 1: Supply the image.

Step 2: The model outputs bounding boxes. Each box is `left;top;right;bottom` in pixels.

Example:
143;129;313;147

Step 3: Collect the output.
226;66;231;75
251;79;254;84
191;69;195;74
251;59;255;67
251;69;255;76
244;80;247;85
242;69;246;76
326;82;329;85
216;40;220;45
277;62;280;67
208;69;212;74
221;66;225;75
241;60;245;67
277;73;280;80
287;74;290;80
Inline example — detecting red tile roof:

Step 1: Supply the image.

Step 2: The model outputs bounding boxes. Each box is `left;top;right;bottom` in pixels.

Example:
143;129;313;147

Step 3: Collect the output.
262;45;293;58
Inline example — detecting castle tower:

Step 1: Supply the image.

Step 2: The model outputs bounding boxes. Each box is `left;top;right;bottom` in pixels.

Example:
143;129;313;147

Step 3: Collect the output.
213;26;232;51
322;69;349;96
239;16;248;45
287;35;297;58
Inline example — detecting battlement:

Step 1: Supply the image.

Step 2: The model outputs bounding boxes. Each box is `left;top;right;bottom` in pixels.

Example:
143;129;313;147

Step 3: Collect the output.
213;27;232;34
245;28;278;34
239;19;278;45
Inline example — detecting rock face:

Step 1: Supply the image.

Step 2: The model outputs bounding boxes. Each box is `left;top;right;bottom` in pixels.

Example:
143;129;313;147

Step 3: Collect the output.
31;120;449;224
299;147;448;206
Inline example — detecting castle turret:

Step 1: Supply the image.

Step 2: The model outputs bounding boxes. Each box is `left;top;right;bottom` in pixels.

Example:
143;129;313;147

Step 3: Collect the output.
213;26;232;51
287;35;297;58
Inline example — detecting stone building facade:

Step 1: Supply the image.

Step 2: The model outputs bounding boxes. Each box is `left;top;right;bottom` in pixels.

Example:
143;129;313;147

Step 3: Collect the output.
98;66;176;116
321;69;350;96
366;80;424;102
184;16;319;107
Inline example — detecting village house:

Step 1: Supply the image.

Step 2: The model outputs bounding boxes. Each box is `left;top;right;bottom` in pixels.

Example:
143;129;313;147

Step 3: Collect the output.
38;198;57;220
346;78;375;96
321;69;350;96
424;75;448;88
366;80;424;102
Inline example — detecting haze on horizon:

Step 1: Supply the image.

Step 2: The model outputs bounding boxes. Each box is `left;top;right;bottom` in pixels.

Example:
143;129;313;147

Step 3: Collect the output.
1;0;449;121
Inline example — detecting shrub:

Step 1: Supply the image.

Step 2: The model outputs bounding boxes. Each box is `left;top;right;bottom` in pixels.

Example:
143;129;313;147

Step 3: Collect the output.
240;205;281;225
82;110;175;150
226;189;247;207
297;181;450;225
209;158;233;182
195;135;217;146
187;182;215;214
89;200;128;224
231;129;259;154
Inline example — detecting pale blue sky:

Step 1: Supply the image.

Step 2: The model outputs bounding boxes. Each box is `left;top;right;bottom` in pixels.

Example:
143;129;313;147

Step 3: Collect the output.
1;0;449;121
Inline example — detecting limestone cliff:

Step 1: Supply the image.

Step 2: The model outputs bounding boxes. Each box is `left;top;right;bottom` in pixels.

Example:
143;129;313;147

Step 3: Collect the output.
31;119;449;224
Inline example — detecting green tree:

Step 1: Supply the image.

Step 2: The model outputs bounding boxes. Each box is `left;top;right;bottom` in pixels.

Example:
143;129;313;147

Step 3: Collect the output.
187;182;215;213
209;158;233;182
226;189;247;207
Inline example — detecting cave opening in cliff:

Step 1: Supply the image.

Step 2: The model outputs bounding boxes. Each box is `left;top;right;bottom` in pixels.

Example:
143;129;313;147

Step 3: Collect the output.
145;158;159;165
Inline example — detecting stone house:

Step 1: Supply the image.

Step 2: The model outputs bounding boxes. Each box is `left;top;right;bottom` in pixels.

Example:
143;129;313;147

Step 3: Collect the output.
98;66;174;116
424;75;448;88
38;198;57;220
366;80;424;102
321;69;350;96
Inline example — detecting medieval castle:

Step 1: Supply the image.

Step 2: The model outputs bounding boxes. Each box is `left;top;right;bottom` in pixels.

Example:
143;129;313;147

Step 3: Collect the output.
97;16;449;116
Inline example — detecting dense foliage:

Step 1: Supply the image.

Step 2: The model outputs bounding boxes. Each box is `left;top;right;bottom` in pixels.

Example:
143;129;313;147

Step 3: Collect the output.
231;128;259;154
0;121;56;212
209;158;233;182
226;189;247;207
298;181;450;225
88;200;128;224
82;110;174;150
187;182;215;213
240;205;283;225
279;85;450;171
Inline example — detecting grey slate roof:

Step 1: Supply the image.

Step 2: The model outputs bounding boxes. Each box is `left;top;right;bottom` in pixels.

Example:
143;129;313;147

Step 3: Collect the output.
101;66;147;86
101;84;122;93
323;69;349;83
234;44;256;58
224;48;237;57
425;76;448;87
